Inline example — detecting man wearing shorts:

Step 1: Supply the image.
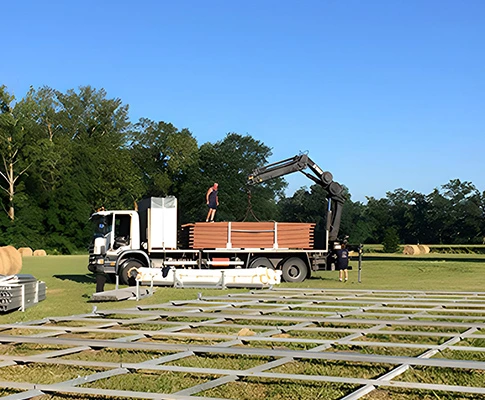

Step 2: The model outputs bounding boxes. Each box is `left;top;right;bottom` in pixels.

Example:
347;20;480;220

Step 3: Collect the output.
206;183;219;222
334;242;349;282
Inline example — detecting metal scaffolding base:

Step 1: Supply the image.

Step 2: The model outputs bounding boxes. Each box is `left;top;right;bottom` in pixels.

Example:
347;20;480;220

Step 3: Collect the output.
1;288;485;399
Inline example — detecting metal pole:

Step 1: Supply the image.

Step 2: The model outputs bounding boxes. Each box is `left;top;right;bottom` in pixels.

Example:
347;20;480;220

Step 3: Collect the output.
221;270;226;290
274;221;278;249
227;222;232;248
21;284;25;312
325;198;332;252
358;244;363;283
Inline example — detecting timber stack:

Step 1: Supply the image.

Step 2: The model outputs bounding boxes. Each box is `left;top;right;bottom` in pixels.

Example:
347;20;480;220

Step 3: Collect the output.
180;221;315;249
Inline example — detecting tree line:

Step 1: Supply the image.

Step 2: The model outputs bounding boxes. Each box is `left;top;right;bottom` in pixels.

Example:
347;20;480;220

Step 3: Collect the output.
0;85;483;253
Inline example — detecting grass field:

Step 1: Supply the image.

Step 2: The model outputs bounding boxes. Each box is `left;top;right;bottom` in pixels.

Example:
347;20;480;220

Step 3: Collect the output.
1;254;485;323
365;244;485;254
1;255;485;399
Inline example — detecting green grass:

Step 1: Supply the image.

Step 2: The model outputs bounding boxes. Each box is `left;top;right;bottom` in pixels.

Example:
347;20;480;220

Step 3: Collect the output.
82;371;220;393
289;258;485;291
61;348;174;363
202;378;358;400
0;343;70;356
0;364;103;384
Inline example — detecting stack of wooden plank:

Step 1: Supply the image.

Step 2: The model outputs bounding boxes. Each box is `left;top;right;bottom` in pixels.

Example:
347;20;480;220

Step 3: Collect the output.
180;222;315;249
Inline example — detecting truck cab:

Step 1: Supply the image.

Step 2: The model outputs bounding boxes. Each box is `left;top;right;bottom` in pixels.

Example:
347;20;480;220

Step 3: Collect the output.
88;210;141;275
88;197;180;284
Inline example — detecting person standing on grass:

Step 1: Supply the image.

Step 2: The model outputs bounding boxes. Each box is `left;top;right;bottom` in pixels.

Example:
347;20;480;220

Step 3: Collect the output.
334;242;349;282
206;183;219;222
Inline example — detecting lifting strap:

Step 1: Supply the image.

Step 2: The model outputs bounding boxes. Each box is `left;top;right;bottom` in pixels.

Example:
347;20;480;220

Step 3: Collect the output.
241;189;260;222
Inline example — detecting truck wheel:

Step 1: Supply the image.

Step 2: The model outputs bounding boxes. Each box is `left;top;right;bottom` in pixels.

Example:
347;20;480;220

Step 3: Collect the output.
248;257;274;269
281;257;308;283
120;260;142;286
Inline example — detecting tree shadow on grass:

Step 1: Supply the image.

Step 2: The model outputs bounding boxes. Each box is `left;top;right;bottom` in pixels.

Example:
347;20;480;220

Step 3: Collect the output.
54;274;96;284
307;274;339;282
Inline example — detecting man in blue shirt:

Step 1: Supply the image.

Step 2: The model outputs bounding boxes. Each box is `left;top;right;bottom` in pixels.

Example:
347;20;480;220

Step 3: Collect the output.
334;242;349;282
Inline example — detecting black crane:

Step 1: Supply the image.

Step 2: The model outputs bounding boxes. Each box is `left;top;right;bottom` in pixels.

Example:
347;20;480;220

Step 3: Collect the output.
247;154;345;243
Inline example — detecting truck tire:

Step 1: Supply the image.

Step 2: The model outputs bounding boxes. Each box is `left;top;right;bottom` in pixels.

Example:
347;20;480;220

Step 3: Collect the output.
281;257;308;283
248;257;274;269
120;259;142;286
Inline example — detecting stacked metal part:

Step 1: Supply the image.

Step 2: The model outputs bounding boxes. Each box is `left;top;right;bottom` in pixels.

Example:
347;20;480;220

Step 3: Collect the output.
0;274;46;312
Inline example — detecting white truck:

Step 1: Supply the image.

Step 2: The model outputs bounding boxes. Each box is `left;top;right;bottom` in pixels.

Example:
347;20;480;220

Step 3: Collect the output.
87;154;350;285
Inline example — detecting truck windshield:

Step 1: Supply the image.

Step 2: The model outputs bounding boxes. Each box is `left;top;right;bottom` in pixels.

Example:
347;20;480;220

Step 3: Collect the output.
91;215;113;237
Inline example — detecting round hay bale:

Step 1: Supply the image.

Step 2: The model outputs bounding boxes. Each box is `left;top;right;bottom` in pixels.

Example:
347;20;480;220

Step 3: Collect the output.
418;245;430;254
0;246;22;275
0;248;10;275
402;245;412;255
4;246;22;275
18;247;33;257
33;249;47;257
403;245;421;255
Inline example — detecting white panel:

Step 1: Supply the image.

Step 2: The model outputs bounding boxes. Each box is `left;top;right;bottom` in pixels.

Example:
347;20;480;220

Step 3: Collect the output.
149;197;178;250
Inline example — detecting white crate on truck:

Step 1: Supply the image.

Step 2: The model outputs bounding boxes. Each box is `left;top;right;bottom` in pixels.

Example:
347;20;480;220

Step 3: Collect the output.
139;197;178;250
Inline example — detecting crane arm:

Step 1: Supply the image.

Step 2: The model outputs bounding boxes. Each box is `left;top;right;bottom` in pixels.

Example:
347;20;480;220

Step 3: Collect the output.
248;154;332;186
247;154;346;242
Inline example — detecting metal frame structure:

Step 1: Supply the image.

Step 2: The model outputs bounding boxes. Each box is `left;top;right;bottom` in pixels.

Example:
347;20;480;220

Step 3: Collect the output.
1;288;485;399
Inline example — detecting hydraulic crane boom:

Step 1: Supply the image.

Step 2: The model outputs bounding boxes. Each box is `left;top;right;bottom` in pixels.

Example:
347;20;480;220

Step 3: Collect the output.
248;154;345;242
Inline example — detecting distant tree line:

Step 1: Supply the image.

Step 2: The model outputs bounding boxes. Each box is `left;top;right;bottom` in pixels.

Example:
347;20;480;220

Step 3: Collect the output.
0;85;483;253
284;181;484;246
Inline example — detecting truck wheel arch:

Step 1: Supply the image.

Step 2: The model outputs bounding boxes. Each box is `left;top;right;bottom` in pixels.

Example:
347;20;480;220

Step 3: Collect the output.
248;257;274;269
116;251;150;282
116;251;149;270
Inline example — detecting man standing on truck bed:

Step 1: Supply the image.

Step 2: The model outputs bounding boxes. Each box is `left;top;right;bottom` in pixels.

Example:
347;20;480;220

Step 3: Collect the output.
206;183;219;222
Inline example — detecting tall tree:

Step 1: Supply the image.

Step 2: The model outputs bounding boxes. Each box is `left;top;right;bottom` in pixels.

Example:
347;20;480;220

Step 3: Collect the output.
15;86;70;193
339;198;373;244
385;189;420;243
56;86;142;211
439;179;482;243
362;196;393;243
404;192;432;243
129;118;198;199
0;86;32;221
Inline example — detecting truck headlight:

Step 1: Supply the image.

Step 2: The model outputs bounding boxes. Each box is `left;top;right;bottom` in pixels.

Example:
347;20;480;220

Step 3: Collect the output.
97;259;105;265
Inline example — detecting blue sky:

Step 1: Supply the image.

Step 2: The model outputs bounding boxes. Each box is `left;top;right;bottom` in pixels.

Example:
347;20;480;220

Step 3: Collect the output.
3;0;484;202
